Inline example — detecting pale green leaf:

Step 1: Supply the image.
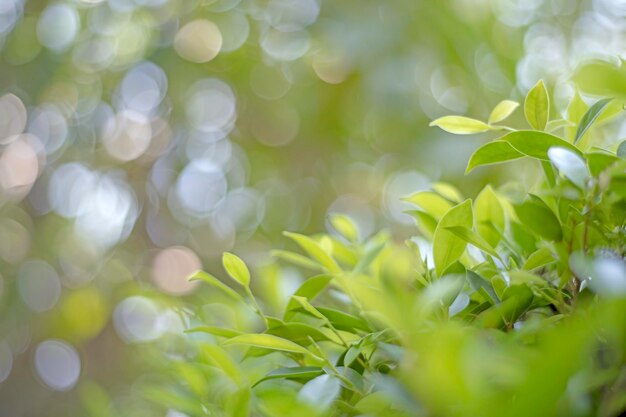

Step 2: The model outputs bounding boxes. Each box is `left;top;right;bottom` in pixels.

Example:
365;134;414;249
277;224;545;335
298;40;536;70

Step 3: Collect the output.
283;232;341;273
574;97;613;144
474;185;505;247
501;130;581;160
185;326;243;338
222;252;250;287
402;191;454;220
443;225;500;259
429;116;490;135
466;141;525;173
514;199;562;241
252;367;324;387
329;214;359;243
271;250;325;271
488;100;519;124
433;199;473;276
523;247;556;271
524;80;549;130
223;334;317;357
431;182;464;203
546;119;574;133
189;270;244;303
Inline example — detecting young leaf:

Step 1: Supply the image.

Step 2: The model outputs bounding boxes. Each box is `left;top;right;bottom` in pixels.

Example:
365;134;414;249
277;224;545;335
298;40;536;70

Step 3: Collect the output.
293;275;333;300
402;191;454;220
546;119;574;133
443;226;500;259
547;147;590;189
523;247;555;271
189;270;244;303
252;367;324;388
433;200;473;276
474;185;505;247
586;152;619;176
524;80;549;130
574;97;613;144
267;322;338;345
501;130;581;160
185;326;243;338
432;182;464;203
271;250;325;271
329;214;359;243
488;100;519;124
223;252;250;287
514;199;563;241
429;116;490;134
223;334;317;357
466;141;524;173
283;232;341;273
317;307;371;332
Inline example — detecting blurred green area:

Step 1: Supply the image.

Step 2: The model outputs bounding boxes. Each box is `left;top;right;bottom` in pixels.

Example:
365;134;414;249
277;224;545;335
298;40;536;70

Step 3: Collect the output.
1;0;626;416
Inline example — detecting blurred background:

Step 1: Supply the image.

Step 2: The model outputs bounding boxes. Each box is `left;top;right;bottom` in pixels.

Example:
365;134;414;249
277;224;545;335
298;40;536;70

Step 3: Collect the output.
0;0;625;415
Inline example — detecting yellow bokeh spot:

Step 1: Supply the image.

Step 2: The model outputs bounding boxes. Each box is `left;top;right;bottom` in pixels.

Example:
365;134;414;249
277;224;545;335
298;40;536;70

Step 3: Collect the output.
174;19;222;63
59;286;108;342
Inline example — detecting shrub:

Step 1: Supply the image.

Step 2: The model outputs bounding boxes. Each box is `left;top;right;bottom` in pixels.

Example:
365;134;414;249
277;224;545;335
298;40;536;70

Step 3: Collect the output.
147;82;626;417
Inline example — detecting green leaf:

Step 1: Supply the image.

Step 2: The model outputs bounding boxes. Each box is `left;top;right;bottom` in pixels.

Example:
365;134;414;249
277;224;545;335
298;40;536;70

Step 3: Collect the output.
474;185;505;247
189;270;244;303
252;367;324;388
293;274;333;300
402;191;454;220
185;326;243;338
466;271;499;304
329;214;359;243
523;247;556;271
283;232;341;273
488;100;519;124
618;140;626;158
223;334;317;358
572;60;626;97
547;147;590;189
271;250;325;271
317;307;371;332
524;80;549;130
429;116;490;134
433;200;473;276
290;296;329;322
514;199;563;241
587;152;619;175
466;141;525;173
501;130;582;160
443;226;500;259
477;284;534;328
574;97;613;144
267;321;338;345
431;182;464;203
567;91;588;124
546;119;574;133
222;252;250;287
343;345;363;367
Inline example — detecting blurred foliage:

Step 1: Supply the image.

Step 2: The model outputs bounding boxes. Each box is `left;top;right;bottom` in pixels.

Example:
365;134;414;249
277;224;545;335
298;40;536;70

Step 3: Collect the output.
1;0;626;416
152;86;626;417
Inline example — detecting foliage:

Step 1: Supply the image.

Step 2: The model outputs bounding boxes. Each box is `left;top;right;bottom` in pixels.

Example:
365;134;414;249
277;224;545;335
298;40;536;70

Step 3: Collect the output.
149;85;626;416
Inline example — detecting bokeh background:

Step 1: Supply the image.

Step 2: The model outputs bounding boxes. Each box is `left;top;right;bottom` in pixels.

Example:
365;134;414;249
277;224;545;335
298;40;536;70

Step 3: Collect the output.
0;0;625;415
